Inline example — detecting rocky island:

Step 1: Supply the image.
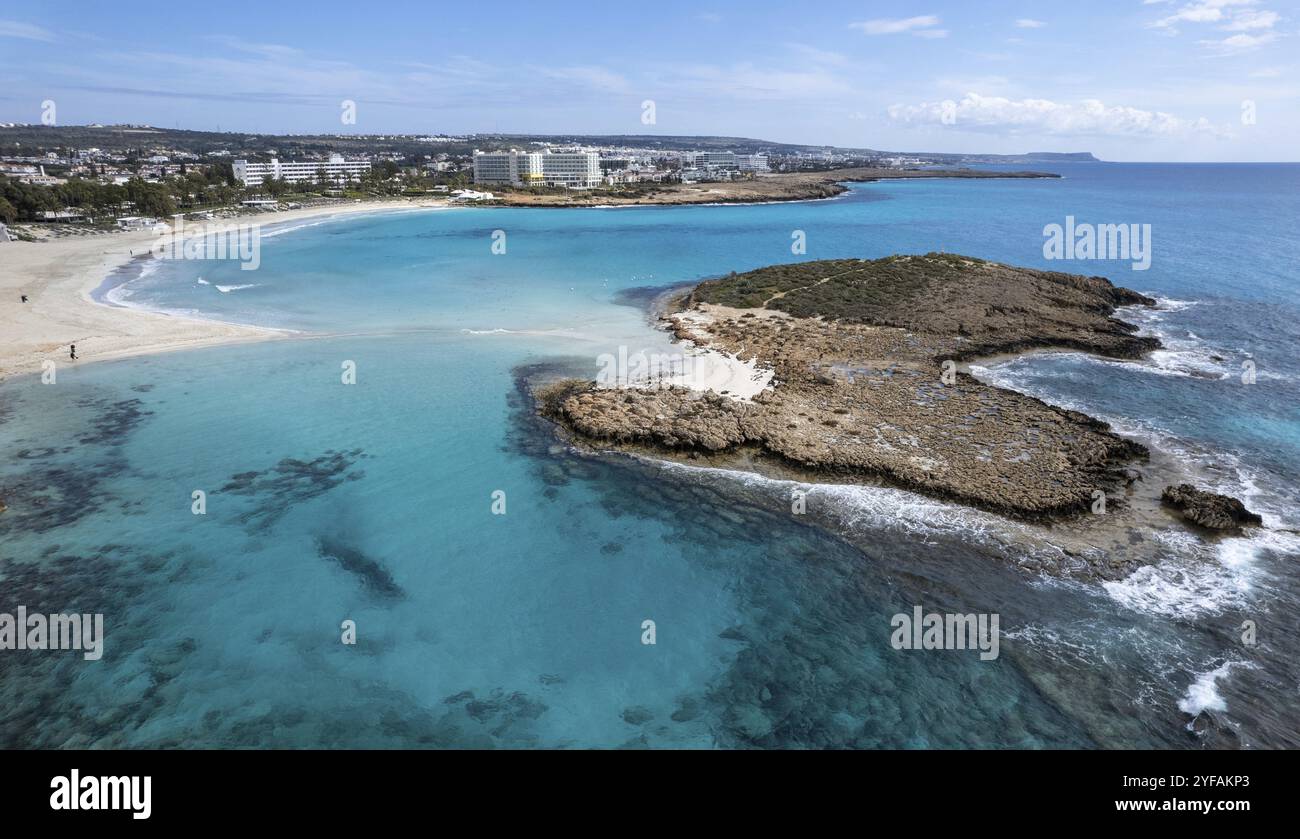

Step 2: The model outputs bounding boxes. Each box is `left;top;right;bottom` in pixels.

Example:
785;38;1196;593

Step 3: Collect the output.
539;253;1246;525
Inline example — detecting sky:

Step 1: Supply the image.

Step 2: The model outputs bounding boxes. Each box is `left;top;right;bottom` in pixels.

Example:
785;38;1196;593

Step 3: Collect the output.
1;0;1297;161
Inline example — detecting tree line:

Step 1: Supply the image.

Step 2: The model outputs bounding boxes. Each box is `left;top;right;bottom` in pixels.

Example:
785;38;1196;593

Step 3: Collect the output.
0;158;475;225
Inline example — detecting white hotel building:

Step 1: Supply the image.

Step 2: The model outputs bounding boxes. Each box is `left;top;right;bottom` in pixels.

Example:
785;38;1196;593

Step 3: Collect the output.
681;151;769;172
473;149;600;188
232;153;371;186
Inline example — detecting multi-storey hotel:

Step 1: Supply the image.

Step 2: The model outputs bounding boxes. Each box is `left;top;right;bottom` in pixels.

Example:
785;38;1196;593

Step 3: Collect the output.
232;154;371;186
681;151;769;172
473;149;601;188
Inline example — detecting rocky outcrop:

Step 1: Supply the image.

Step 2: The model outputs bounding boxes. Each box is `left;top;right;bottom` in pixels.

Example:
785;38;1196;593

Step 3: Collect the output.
1161;484;1262;531
689;253;1159;360
539;254;1165;523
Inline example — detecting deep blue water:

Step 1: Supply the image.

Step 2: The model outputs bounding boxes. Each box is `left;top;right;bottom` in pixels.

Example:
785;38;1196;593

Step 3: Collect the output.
3;163;1298;748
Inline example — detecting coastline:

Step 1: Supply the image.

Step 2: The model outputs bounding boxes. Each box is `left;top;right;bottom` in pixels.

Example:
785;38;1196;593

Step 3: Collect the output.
0;198;448;381
532;342;1265;588
536;255;1275;575
0;171;1053;382
491;167;1059;208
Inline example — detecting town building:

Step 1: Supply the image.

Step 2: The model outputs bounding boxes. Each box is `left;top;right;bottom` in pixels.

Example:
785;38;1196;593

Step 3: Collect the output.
232;154;371;186
18;165;66;186
116;216;159;230
680;151;769;173
449;189;496;202
473;149;600;188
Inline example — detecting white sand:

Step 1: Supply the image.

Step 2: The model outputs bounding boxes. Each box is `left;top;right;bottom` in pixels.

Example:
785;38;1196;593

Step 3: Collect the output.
663;306;775;401
0;199;446;380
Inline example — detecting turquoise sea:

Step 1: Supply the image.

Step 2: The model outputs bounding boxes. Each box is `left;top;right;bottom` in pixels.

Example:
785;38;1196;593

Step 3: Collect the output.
2;163;1298;748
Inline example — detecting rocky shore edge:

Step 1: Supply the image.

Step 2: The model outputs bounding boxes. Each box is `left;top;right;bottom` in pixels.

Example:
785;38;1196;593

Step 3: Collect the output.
494;167;1059;208
535;253;1260;531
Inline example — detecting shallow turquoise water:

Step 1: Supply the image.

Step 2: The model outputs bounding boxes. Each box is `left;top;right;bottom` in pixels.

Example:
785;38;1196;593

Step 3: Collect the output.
4;164;1299;748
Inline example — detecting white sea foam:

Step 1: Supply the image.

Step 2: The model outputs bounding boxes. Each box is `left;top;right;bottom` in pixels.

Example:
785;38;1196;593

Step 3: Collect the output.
1103;541;1250;620
101;259;161;308
973;353;1286;504
257;206;450;239
214;284;258;293
642;457;1067;561
258;218;341;239
970;298;1299;621
1178;660;1250;717
1104;526;1298;619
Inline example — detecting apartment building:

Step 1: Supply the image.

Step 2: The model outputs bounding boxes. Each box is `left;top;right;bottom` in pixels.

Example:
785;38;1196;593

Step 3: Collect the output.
473;149;600;188
681;151;769;173
232;153;371;186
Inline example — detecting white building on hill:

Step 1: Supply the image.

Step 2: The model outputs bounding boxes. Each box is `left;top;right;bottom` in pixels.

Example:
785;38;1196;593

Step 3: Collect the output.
232;154;371;186
681;151;768;173
473;149;600;188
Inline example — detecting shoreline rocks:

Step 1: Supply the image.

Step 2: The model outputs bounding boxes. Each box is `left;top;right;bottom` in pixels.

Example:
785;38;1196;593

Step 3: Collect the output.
540;254;1170;523
1161;484;1263;531
494;168;1060;208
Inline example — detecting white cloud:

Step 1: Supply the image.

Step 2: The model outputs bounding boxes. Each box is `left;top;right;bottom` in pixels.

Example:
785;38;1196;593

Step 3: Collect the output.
206;36;304;61
1222;9;1279;29
1151;0;1252;30
1015;19;1048;28
0;19;54;41
1199;31;1280;51
887;92;1229;138
850;15;946;37
1149;1;1279;35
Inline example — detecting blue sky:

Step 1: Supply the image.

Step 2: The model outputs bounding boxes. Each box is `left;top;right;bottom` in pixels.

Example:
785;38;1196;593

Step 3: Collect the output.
2;0;1297;160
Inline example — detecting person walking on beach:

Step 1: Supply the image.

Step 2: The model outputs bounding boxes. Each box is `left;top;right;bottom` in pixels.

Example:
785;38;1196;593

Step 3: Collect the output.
69;344;77;361
20;294;28;303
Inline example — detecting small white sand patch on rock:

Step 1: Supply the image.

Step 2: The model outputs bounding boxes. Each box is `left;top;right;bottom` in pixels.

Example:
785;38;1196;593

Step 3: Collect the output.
663;307;775;401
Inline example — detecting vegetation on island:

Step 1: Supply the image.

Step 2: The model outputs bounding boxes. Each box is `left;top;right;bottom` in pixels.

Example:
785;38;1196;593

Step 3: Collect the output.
691;254;972;313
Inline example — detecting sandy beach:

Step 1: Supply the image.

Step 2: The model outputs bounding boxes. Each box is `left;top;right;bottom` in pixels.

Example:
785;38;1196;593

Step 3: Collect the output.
663;306;776;400
0;198;445;381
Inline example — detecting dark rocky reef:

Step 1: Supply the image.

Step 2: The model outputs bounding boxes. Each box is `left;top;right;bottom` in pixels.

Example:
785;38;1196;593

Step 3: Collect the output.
315;536;404;599
219;449;368;530
1161;484;1263;531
